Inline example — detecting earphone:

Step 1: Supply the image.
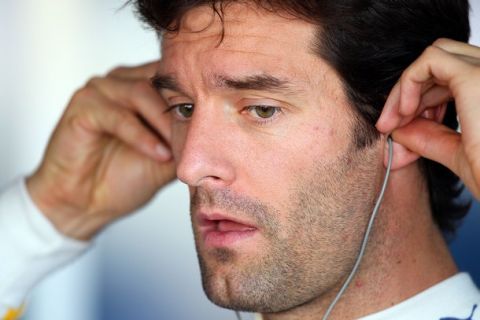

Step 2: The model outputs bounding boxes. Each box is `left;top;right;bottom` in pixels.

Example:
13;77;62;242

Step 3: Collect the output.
321;136;393;319
234;136;394;320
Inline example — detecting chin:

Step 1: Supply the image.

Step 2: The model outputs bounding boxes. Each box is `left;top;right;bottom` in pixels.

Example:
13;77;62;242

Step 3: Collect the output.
199;252;302;313
204;280;300;314
202;278;278;313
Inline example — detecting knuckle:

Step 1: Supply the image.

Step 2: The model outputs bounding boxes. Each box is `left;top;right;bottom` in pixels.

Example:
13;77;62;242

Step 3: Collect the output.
85;76;104;89
400;63;415;82
400;45;443;81
432;38;451;48
107;66;128;77
71;86;96;104
422;44;441;58
68;114;90;131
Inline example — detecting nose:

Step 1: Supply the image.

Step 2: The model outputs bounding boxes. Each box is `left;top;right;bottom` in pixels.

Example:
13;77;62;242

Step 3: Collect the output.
175;107;236;188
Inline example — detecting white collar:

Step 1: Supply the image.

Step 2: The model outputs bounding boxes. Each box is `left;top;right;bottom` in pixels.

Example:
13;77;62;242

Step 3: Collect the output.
360;272;480;320
254;273;480;320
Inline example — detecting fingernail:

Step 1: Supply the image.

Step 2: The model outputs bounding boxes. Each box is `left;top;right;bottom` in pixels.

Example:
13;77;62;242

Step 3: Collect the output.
155;144;171;159
421;109;434;120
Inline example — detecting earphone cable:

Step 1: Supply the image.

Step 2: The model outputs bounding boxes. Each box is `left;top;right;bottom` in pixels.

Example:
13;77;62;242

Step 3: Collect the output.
235;311;242;320
233;137;394;320
321;137;394;320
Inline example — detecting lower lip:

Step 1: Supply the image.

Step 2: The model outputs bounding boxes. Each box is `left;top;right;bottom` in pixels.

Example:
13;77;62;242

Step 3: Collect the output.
203;229;257;248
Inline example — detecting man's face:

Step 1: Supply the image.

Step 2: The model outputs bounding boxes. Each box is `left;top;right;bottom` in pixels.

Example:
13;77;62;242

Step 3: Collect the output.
157;3;384;313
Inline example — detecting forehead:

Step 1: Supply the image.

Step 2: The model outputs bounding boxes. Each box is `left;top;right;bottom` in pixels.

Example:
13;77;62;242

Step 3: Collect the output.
158;3;324;84
162;3;315;48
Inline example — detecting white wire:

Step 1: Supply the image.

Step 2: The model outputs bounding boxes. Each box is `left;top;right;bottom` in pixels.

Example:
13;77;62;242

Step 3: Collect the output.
322;136;394;320
233;137;394;320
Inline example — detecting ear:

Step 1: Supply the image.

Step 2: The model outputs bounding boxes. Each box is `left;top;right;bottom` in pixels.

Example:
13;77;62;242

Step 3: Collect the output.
383;103;447;170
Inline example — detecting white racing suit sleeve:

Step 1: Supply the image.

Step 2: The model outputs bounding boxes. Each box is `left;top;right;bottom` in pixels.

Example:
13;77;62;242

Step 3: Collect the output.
0;177;90;317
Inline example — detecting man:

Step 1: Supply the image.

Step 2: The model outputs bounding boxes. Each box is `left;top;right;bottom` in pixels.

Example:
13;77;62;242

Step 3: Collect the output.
1;0;480;319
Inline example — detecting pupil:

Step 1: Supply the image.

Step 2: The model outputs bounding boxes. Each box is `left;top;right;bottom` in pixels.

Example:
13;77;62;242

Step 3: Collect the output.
180;104;193;118
257;106;274;118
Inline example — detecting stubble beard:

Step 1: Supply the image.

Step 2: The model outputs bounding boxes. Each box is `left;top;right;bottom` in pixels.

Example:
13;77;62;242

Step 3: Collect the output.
190;145;381;313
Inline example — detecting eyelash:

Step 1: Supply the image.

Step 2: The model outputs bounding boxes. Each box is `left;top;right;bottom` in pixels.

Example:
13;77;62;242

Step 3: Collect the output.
244;105;283;125
164;103;193;119
164;103;283;125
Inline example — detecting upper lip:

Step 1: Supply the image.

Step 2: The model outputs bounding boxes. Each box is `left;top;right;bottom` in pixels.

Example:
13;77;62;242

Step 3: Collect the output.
197;212;257;230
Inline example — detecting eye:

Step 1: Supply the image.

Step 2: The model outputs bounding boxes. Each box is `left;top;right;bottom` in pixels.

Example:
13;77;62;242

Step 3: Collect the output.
248;105;280;119
167;103;194;120
177;104;194;118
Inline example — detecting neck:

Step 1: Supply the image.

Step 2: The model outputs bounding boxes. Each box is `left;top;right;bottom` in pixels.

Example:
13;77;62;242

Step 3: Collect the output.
261;164;458;320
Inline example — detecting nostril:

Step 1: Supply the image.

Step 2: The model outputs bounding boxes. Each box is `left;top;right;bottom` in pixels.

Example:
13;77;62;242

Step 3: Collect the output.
175;145;235;187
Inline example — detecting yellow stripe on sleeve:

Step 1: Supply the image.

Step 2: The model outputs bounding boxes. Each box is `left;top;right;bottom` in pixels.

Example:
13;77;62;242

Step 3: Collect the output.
2;306;24;320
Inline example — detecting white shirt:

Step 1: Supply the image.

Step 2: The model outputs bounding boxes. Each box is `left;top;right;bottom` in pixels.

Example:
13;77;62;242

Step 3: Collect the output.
1;178;479;319
0;178;89;316
360;273;480;320
253;274;480;320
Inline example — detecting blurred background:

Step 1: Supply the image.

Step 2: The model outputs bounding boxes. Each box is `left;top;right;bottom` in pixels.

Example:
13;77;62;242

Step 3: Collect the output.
0;1;478;319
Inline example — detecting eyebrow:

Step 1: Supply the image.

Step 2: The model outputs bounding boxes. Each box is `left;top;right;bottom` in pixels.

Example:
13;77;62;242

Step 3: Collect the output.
151;74;183;93
151;73;297;94
215;74;292;92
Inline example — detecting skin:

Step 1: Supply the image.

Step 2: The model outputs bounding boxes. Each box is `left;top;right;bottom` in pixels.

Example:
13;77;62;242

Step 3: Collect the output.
377;38;480;199
26;2;480;320
159;4;386;314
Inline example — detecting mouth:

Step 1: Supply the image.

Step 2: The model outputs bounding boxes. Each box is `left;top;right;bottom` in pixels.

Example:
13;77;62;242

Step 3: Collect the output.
198;213;258;248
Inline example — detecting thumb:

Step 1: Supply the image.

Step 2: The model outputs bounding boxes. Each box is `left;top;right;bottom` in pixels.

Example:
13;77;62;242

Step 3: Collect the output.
391;118;462;175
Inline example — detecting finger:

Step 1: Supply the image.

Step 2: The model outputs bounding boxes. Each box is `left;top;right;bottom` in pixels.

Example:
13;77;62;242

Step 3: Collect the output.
107;61;160;80
391;118;461;175
394;86;451;128
452;76;480;140
398;46;471;117
432;38;480;59
86;77;171;142
377;78;438;133
395;117;480;198
377;46;469;133
399;78;436;116
418;85;452;109
71;91;171;161
376;82;401;133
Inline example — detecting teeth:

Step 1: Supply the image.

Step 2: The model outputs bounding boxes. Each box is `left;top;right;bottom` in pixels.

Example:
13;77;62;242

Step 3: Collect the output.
217;220;255;232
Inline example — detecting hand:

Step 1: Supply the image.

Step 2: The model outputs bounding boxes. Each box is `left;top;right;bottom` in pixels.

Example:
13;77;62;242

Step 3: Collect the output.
376;38;480;199
27;62;176;240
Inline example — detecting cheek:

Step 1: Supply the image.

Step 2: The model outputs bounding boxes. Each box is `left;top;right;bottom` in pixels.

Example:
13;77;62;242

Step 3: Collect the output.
244;125;350;227
237;132;321;216
249;124;342;185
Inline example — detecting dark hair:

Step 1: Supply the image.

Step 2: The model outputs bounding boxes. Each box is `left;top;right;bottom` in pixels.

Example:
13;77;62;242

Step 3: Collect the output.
133;0;472;234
